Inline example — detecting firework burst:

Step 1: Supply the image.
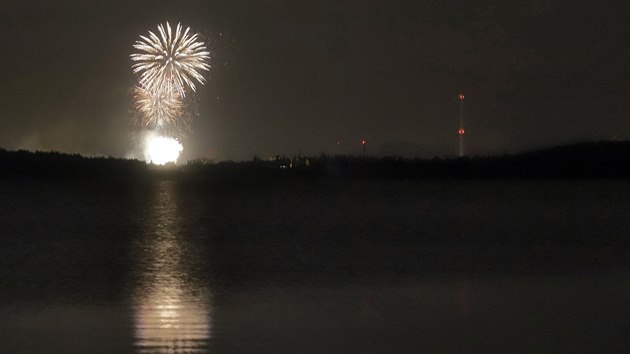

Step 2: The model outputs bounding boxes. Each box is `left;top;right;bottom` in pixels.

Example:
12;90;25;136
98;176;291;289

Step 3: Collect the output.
131;22;211;98
133;86;183;128
130;22;210;164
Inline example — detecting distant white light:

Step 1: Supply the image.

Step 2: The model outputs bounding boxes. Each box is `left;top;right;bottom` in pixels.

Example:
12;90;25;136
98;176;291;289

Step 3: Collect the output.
144;134;182;165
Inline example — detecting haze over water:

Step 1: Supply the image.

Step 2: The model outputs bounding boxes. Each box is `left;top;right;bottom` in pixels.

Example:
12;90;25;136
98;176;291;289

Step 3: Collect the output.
1;179;629;353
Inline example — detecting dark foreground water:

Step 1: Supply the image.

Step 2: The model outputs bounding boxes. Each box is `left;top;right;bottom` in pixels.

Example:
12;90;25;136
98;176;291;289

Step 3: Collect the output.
1;178;629;353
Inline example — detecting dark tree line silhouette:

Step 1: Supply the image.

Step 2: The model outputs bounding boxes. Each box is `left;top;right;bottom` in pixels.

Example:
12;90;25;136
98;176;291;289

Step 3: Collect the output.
0;149;146;180
3;141;630;180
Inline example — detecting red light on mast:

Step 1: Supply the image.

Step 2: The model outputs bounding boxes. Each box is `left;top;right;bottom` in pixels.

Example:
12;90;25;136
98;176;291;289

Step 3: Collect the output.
458;94;465;101
361;139;366;145
458;128;465;135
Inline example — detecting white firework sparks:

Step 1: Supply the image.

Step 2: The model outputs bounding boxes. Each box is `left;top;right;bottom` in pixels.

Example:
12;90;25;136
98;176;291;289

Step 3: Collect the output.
131;22;211;98
133;86;183;128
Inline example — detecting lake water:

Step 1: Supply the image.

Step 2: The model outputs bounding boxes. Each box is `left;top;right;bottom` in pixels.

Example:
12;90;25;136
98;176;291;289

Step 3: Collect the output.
1;178;629;353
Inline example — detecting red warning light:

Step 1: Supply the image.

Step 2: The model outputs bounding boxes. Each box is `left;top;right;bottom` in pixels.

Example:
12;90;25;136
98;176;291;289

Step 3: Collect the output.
361;139;366;145
458;128;465;135
458;94;465;101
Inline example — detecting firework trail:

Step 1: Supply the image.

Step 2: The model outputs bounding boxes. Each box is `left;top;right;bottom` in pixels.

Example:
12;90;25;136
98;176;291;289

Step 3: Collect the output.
131;22;211;98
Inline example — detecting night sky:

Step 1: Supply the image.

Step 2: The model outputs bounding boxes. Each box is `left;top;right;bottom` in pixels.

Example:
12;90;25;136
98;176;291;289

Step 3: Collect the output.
1;0;628;161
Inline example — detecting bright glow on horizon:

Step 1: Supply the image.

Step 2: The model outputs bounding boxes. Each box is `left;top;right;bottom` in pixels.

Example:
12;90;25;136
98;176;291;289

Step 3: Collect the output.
144;134;183;165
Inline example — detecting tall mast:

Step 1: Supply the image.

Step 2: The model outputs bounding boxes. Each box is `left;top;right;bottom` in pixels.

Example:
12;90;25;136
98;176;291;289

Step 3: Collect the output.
458;93;465;157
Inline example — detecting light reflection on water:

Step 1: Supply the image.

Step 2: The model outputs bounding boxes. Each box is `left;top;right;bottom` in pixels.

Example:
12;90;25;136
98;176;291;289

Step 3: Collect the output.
132;180;212;353
2;180;630;353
